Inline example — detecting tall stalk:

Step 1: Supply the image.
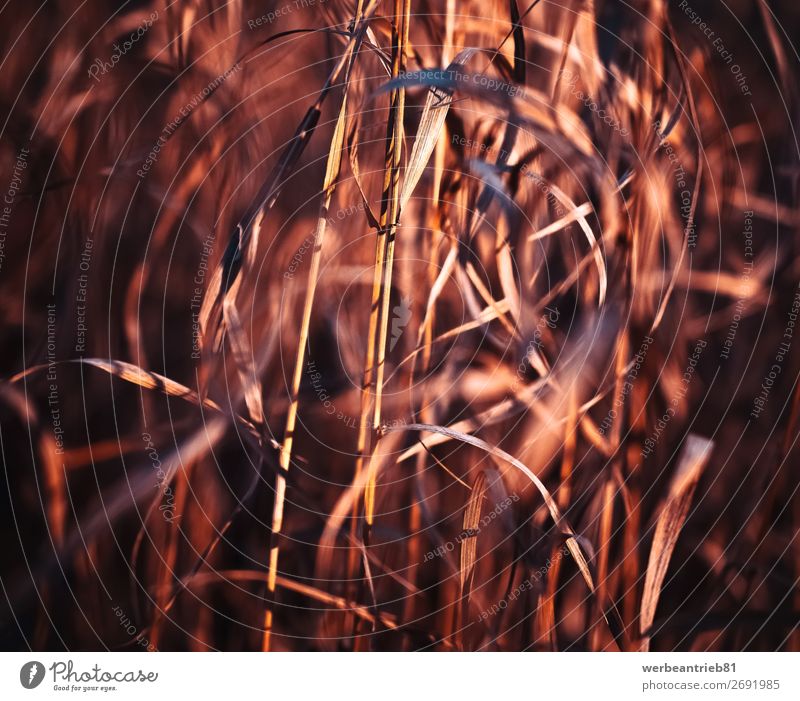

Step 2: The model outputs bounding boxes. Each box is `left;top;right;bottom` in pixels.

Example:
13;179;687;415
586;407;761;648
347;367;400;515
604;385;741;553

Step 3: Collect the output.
261;0;369;651
349;0;411;571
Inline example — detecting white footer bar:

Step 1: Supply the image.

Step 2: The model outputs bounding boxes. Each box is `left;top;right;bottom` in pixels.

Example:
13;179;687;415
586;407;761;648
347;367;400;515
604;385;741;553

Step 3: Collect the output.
1;652;798;700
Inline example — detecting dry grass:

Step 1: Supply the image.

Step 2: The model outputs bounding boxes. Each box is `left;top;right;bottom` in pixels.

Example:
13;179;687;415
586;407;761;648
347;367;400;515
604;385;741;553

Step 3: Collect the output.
0;0;799;652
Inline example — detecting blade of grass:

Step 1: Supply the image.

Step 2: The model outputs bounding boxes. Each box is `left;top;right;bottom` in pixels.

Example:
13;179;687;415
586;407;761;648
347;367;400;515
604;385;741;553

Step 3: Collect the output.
639;435;713;650
261;1;367;651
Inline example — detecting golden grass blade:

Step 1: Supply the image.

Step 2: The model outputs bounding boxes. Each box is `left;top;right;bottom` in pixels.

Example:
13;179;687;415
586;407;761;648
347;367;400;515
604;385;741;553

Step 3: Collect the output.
417;439;472;490
414;243;457;349
369;0;411;436
535;179;607;306
639;435;713;650
13;358;217;409
398;49;477;212
464;261;517;337
262;9;365;651
459;471;487;597
12;359;271;455
458;470;487;649
495;217;521;324
529;201;594;241
222;299;264;425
